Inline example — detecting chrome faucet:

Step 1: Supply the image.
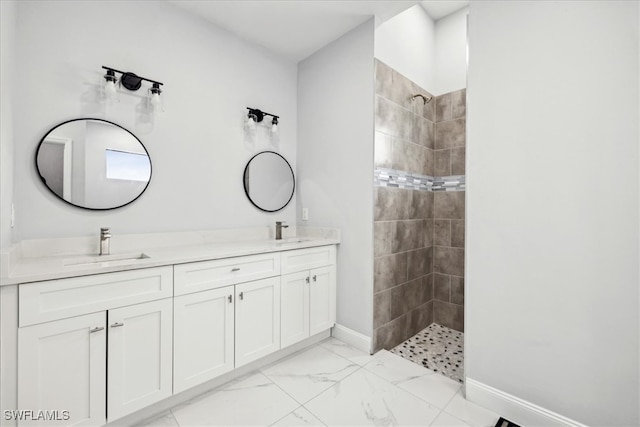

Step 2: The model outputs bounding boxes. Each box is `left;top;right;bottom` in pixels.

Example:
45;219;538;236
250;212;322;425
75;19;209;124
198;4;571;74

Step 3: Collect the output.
275;221;288;240
99;227;111;255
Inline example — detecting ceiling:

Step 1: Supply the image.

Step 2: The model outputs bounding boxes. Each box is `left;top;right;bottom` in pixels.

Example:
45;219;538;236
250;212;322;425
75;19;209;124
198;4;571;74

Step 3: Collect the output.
170;0;469;63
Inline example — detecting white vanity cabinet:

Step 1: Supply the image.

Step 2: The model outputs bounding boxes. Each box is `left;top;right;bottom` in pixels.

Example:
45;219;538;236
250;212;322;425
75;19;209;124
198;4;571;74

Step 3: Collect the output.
8;242;337;427
16;267;173;425
280;247;336;347
18;312;107;427
172;254;282;390
107;298;173;420
173;286;235;393
234;277;281;367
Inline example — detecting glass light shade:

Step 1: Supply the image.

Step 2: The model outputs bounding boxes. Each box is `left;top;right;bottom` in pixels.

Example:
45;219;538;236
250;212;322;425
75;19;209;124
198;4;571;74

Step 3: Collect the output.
104;79;118;102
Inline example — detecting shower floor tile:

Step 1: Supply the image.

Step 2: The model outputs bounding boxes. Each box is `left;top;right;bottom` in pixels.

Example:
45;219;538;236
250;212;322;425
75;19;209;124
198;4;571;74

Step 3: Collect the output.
390;323;464;383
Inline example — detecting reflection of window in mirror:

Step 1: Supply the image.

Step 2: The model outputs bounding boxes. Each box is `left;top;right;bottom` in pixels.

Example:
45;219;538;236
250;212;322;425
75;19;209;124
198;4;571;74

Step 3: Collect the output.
105;149;151;182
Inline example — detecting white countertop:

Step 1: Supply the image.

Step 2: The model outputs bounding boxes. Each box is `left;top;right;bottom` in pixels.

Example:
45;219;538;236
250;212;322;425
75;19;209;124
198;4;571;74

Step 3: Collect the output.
0;227;340;286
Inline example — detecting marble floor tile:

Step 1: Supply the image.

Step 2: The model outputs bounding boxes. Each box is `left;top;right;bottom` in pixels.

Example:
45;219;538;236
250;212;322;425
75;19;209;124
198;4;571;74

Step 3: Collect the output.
261;345;360;404
443;391;500;427
305;368;441;426
320;337;374;366
171;372;298;426
429;411;472;427
271;407;326;427
135;411;179;427
364;349;436;384
397;373;461;409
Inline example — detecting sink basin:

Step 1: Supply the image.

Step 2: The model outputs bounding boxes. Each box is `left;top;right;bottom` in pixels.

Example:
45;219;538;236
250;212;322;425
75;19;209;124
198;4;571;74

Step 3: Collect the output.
273;237;314;245
64;252;150;267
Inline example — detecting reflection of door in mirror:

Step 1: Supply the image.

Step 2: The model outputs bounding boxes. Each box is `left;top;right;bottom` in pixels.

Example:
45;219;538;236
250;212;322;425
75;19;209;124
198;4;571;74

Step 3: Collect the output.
38;137;72;200
36;118;152;210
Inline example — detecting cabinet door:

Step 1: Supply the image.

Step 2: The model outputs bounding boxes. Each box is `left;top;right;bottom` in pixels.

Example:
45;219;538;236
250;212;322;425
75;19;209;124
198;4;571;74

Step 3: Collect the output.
18;312;106;426
309;266;336;335
235;277;280;367
107;299;173;421
280;271;310;348
173;287;234;393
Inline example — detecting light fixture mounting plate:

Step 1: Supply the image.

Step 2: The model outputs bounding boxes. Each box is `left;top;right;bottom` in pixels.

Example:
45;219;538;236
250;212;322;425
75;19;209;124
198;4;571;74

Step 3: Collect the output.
121;72;142;91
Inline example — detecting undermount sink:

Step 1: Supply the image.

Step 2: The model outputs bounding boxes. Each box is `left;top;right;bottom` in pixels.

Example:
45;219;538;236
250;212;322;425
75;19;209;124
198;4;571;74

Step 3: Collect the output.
273;237;314;245
64;252;150;267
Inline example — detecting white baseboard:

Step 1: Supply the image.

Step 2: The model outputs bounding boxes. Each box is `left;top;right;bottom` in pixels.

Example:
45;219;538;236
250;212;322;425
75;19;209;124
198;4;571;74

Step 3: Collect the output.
331;323;371;353
466;378;588;427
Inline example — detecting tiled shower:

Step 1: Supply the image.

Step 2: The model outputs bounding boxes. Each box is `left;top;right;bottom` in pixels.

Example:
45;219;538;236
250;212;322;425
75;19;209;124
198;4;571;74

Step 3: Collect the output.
373;59;466;352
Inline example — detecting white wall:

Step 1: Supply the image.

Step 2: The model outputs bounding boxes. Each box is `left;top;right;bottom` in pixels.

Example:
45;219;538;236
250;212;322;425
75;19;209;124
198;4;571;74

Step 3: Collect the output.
12;1;297;241
466;2;639;426
0;1;17;250
375;5;436;93
297;20;375;338
435;7;468;95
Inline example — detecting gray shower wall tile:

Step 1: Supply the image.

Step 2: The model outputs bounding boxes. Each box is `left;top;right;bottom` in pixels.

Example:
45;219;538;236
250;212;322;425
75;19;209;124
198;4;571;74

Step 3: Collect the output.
424;219;434;247
408;300;433;337
451;276;464;305
374;289;392;328
374;221;395;257
434;273;451;302
451;147;466;175
375;187;411;221
434;191;465;219
373;313;409;351
422;273;434;303
376;96;414;141
451;89;466;119
374;252;408;293
436;93;452;122
451;219;465;248
407;247;432;280
435;118;466;149
434;219;451;247
410;191;433;220
434;300;464;332
434;149;451;177
393;220;425;253
414;115;435;149
433;247;464;277
375;60;414;110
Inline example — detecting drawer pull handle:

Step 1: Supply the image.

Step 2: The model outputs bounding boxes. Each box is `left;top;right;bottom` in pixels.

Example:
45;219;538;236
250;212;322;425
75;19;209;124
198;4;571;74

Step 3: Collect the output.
239;292;244;300
305;277;310;284
313;275;317;282
228;295;232;303
110;322;124;328
90;326;104;333
231;267;240;272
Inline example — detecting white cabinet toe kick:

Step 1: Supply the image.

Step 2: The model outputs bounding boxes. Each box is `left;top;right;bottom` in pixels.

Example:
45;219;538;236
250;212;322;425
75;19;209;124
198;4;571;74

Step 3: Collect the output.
3;245;336;426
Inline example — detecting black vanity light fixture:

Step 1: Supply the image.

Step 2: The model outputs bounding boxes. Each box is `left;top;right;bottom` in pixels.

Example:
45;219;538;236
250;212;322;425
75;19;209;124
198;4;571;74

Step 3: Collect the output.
246;107;279;133
102;66;164;110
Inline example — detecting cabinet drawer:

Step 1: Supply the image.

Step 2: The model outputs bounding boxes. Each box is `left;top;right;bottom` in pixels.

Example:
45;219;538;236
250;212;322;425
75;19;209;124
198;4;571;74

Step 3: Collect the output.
19;266;173;327
280;245;336;274
174;253;280;296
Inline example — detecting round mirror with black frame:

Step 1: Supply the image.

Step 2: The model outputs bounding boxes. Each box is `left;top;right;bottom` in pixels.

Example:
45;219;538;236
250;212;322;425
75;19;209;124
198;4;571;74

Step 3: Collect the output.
35;118;152;210
243;151;295;212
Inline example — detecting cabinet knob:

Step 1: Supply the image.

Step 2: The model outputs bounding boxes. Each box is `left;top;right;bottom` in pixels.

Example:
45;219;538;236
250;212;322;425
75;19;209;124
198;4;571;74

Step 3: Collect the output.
89;326;104;333
231;267;240;272
239;292;244;300
313;275;317;282
305;277;310;284
228;295;233;303
110;322;124;328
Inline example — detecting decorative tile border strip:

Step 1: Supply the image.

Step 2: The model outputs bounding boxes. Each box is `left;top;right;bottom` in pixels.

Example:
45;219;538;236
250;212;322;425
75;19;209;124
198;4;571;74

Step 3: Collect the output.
374;167;465;192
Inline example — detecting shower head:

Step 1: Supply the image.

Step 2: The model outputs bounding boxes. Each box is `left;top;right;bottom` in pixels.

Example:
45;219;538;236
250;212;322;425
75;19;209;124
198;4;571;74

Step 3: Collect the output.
411;94;433;104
